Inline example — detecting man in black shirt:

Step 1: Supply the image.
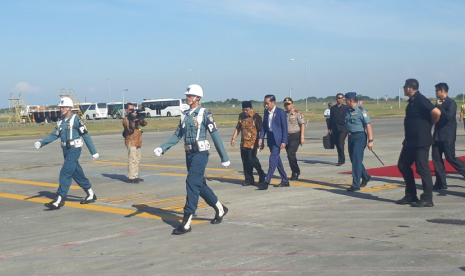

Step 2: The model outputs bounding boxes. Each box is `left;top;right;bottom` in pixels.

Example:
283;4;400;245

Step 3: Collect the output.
329;93;348;166
396;78;441;207
432;83;465;190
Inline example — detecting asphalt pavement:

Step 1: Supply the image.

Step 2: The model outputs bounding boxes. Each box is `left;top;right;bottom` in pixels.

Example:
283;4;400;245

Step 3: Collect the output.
1;117;465;276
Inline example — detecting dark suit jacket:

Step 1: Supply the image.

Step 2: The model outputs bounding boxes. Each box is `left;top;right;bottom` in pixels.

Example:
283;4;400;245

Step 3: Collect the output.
329;104;348;132
434;96;457;142
259;107;288;146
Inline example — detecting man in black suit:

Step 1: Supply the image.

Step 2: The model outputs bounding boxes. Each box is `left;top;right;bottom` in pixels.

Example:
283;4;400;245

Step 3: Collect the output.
328;93;348;166
432;82;465;190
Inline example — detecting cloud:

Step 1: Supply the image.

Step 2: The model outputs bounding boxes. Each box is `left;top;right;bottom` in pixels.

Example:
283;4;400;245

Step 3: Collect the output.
12;82;40;93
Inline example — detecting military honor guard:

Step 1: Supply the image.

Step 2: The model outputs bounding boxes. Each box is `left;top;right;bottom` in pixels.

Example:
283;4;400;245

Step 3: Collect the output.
231;101;266;186
154;84;230;235
34;97;100;210
283;97;305;180
344;92;373;191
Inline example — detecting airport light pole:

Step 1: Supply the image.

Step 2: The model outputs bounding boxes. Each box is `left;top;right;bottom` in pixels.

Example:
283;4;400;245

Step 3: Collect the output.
289;88;293;98
290;58;308;111
123;89;128;117
106;78;111;102
189;69;200;84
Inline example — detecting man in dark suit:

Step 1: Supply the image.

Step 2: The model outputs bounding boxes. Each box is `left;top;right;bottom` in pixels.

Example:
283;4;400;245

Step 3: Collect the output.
329;93;349;166
257;95;289;190
432;82;465;190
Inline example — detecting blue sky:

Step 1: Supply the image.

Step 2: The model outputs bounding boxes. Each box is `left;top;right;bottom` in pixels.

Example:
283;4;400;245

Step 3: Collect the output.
1;0;465;107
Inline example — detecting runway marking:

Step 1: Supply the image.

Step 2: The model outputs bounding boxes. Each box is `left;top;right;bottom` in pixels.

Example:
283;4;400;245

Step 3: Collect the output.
108;194;159;203
94;161;232;171
134;197;185;206
0;192;206;224
0;178;80;189
157;173;399;192
97;193;143;201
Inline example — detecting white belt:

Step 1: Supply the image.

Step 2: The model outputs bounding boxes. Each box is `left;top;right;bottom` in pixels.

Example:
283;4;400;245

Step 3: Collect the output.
61;138;83;148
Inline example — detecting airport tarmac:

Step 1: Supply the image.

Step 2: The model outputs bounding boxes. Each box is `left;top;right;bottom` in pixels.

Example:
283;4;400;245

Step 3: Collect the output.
1;117;465;275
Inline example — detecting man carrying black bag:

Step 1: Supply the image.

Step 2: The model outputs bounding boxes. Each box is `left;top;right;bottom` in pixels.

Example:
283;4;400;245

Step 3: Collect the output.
329;93;348;165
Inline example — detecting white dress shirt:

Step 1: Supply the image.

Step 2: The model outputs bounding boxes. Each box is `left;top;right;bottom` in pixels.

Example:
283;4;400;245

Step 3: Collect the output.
268;106;276;132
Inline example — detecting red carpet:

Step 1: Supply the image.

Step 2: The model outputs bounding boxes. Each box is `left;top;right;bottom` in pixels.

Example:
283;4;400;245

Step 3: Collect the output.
341;156;465;178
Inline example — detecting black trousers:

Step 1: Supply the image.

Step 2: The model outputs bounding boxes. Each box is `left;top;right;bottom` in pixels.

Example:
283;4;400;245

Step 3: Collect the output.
432;140;465;187
240;147;265;183
397;144;433;202
332;129;347;163
286;132;301;175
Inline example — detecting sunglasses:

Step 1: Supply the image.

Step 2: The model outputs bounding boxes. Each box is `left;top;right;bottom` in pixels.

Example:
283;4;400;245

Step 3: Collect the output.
336;97;343;99
128;109;135;112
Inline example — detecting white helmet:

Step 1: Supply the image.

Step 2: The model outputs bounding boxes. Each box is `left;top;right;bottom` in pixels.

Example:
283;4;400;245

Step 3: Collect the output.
184;84;203;98
58;97;74;107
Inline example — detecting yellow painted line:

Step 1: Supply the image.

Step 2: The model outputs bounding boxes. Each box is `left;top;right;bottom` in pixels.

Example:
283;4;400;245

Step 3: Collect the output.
108;194;159;204
94;161;231;172
134;198;185;206
97;193;143;201
0;178;80;190
0;193;205;224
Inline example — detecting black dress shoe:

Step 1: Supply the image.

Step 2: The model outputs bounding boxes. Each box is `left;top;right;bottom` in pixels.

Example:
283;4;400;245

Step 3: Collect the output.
242;181;255;186
127;178;140;184
137;178;144;183
273;182;290;187
361;175;371;187
346;186;360;192
289;173;300;180
257;183;269;190
433;184;447;190
335;162;345;166
395;195;420;205
259;174;266;183
410;200;434;207
44;196;65;210
172;225;192;235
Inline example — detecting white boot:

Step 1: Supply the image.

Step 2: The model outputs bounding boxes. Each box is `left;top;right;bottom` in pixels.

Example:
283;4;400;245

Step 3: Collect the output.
44;195;65;210
80;188;97;204
211;201;228;224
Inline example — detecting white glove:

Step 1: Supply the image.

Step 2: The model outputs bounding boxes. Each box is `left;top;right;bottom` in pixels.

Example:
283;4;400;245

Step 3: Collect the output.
34;142;41;149
154;148;163;157
221;161;231;168
92;153;100;160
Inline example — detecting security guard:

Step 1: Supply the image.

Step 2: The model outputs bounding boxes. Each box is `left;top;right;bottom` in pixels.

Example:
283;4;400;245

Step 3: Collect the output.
344;92;373;191
154;84;231;235
34;97;100;210
283;97;305;180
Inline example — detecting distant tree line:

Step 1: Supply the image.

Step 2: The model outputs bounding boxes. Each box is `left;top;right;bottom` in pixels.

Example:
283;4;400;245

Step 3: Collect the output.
202;94;465;108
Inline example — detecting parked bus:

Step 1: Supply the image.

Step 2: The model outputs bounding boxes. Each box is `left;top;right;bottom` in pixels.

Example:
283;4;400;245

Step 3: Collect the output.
106;102;124;119
79;102;108;120
141;99;188;117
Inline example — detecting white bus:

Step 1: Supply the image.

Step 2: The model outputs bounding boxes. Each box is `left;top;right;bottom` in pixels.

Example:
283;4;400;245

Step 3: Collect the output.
106;102;124;119
79;102;108;120
141;99;188;117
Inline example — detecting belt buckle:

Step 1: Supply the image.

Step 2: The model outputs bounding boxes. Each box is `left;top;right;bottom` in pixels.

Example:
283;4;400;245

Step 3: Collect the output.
184;145;192;151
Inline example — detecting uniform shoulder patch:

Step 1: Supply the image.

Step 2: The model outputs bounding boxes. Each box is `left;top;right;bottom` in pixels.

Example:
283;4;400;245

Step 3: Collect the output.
358;106;365;110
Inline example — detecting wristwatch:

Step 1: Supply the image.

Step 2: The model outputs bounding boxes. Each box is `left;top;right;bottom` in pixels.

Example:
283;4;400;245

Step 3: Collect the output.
368;139;374;143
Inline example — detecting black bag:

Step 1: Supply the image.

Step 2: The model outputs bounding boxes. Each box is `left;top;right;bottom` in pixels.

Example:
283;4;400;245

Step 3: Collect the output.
323;134;334;149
